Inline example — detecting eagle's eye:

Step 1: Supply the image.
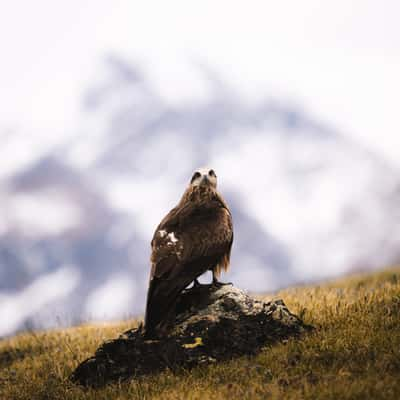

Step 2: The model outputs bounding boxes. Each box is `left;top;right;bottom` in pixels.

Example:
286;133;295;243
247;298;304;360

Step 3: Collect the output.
191;171;201;183
209;169;216;177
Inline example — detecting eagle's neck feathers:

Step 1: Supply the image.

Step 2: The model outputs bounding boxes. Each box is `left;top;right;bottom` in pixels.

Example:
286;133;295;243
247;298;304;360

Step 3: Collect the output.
177;185;213;205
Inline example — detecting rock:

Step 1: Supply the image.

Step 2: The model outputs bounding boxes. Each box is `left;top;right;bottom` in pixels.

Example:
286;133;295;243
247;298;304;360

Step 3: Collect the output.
70;284;312;387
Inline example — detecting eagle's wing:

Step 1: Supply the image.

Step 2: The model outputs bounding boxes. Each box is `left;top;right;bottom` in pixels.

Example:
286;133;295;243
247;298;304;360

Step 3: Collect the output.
144;197;233;337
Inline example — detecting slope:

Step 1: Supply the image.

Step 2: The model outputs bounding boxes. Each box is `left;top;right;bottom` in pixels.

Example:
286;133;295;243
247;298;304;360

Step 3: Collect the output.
1;266;399;399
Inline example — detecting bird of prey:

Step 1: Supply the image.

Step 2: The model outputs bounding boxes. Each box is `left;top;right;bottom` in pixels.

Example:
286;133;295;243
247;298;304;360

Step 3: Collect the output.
144;167;233;338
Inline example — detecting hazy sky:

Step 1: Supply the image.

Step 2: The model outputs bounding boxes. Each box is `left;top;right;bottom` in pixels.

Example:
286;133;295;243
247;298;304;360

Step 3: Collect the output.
1;1;399;167
1;2;400;335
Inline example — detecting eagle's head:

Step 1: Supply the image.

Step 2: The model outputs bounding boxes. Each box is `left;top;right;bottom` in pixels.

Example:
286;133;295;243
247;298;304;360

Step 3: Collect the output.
190;167;217;189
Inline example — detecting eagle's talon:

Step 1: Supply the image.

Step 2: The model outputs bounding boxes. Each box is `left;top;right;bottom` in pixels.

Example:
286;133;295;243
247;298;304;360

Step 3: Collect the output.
191;279;213;289
211;280;232;288
193;279;202;288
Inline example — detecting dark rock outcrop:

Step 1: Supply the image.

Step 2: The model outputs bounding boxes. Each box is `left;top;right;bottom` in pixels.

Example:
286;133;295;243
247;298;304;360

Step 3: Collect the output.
71;284;312;387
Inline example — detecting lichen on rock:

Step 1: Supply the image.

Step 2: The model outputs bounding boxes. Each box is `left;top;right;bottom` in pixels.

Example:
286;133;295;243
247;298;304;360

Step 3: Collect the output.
71;284;312;387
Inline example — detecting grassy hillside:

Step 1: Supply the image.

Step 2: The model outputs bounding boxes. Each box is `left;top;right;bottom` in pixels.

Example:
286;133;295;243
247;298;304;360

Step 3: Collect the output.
1;267;399;400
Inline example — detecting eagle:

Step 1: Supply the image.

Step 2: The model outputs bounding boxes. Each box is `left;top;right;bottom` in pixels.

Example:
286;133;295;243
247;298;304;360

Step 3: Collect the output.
144;167;233;338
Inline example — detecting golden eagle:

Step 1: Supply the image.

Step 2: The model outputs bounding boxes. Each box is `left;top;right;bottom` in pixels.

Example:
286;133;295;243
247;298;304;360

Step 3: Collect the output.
144;167;233;338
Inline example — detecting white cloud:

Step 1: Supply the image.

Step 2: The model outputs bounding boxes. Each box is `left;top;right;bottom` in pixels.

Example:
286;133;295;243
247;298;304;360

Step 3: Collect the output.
0;265;80;336
0;0;399;170
230;255;279;293
7;189;82;237
84;275;136;320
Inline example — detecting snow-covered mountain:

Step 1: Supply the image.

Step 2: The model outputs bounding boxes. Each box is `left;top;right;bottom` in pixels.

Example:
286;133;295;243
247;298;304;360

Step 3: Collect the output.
1;56;399;336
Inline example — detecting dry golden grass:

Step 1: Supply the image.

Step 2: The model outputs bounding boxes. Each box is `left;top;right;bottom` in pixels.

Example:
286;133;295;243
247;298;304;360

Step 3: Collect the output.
1;266;399;400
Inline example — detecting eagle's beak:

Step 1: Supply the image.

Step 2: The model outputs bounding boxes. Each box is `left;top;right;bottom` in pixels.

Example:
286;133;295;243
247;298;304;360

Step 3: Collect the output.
200;174;210;185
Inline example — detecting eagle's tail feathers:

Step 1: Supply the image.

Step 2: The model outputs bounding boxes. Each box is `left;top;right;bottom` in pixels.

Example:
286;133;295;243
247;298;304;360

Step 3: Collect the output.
144;277;186;338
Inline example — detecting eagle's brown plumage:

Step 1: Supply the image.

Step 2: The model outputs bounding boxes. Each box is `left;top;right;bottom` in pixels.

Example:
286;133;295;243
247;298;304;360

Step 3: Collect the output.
144;168;233;338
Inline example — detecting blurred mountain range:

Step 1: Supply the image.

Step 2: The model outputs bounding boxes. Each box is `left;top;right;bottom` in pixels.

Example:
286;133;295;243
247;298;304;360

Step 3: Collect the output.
1;56;400;336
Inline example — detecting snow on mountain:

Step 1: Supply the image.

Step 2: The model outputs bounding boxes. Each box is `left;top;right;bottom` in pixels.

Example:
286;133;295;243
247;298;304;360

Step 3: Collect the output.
1;56;399;336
